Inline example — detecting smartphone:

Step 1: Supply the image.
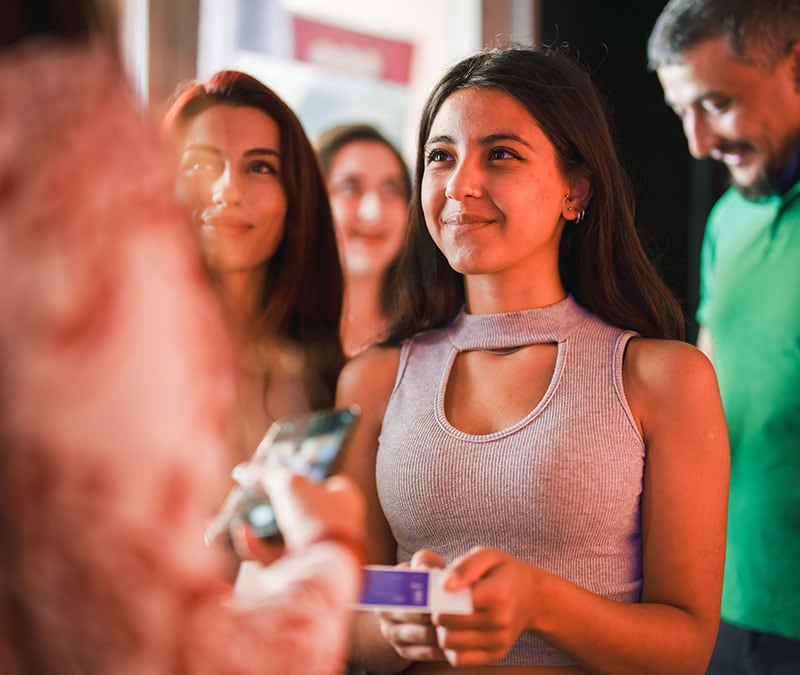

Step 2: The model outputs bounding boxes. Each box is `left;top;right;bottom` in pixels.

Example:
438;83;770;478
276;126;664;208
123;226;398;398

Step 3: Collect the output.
204;406;360;545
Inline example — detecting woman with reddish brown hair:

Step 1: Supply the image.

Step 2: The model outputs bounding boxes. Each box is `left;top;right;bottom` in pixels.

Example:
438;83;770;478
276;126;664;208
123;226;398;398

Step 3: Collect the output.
165;71;344;459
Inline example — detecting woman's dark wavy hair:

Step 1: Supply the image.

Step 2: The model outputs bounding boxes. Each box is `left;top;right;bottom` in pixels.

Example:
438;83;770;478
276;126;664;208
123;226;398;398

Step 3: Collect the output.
315;123;412;316
383;45;685;345
163;70;344;406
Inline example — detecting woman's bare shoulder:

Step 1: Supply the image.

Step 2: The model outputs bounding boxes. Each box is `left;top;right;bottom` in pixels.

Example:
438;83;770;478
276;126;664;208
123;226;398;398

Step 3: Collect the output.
623;337;722;433
336;344;402;407
624;338;715;389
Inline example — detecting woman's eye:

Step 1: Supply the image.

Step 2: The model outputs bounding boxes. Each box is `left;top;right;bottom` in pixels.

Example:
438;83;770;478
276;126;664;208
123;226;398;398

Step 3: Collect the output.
426;148;452;164
330;178;360;197
488;147;517;161
249;160;279;175
382;181;406;199
180;151;221;177
182;159;216;175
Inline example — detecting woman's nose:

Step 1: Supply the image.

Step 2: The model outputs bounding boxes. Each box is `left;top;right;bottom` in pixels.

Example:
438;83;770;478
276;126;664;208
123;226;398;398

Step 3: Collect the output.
212;166;244;207
444;160;482;200
357;191;380;222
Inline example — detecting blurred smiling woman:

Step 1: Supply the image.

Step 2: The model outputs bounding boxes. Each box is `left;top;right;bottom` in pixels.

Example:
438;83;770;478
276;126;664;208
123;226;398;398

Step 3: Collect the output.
317;123;412;357
164;71;344;459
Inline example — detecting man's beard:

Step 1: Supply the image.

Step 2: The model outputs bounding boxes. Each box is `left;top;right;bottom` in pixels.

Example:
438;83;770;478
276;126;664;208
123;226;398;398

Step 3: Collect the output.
731;165;774;201
712;139;776;201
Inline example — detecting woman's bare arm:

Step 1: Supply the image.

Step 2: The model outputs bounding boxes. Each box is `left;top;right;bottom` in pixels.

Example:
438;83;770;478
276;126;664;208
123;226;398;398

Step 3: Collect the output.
435;339;729;674
335;347;416;674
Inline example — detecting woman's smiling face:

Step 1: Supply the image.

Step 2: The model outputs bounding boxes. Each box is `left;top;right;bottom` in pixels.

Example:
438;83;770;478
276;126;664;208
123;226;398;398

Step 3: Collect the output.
176;104;287;274
421;87;570;283
326;139;409;280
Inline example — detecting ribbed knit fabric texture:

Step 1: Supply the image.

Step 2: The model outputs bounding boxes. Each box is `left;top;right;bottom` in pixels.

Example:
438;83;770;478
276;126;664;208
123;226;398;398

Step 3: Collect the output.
377;296;644;666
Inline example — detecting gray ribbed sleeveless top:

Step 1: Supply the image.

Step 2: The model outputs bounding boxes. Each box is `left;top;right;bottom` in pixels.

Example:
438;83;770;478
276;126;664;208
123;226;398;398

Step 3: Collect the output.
376;296;644;666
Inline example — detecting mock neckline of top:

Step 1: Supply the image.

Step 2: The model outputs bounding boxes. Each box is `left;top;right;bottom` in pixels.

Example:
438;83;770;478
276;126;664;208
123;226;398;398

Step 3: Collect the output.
448;294;589;352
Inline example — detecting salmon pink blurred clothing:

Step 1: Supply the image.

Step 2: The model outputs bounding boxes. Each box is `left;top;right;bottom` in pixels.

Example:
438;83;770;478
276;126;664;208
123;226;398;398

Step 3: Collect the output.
0;40;358;675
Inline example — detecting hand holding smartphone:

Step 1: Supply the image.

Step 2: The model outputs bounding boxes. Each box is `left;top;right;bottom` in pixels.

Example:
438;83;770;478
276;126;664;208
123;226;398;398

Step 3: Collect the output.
205;406;360;546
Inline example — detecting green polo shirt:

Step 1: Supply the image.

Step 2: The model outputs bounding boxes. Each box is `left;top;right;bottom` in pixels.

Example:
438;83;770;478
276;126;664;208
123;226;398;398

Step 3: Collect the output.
697;180;800;639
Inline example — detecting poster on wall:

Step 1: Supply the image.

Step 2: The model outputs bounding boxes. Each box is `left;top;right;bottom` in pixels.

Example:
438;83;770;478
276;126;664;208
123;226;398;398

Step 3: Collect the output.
199;0;414;150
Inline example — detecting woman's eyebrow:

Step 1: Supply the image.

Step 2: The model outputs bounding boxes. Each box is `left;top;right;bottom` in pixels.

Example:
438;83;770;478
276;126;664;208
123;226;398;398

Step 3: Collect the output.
479;132;532;148
424;134;453;149
243;148;280;158
182;143;221;155
424;132;532;149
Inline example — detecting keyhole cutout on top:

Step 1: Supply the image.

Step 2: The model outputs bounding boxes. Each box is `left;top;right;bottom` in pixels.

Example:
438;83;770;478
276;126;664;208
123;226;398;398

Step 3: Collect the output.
444;342;559;435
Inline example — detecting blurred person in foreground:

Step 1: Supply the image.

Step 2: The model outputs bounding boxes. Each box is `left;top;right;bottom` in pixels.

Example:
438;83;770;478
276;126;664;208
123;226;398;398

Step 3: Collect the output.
649;1;800;672
316;124;412;357
0;1;364;673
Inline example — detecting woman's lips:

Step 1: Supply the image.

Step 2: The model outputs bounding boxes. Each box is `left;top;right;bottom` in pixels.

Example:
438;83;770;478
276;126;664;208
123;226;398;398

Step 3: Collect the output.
442;213;493;231
200;218;252;234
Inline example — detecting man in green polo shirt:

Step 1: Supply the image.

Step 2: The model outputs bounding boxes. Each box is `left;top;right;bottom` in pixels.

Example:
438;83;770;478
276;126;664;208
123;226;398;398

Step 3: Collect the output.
648;1;800;673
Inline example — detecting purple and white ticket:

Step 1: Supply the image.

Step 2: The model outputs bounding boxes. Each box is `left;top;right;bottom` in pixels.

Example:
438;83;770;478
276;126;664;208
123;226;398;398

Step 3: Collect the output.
354;565;473;614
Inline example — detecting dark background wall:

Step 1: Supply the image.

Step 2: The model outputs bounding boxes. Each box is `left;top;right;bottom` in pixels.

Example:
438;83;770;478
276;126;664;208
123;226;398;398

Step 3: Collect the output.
537;0;725;341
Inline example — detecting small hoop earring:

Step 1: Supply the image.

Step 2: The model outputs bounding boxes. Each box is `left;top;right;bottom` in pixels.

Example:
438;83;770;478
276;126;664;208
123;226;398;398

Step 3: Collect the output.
566;205;586;223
